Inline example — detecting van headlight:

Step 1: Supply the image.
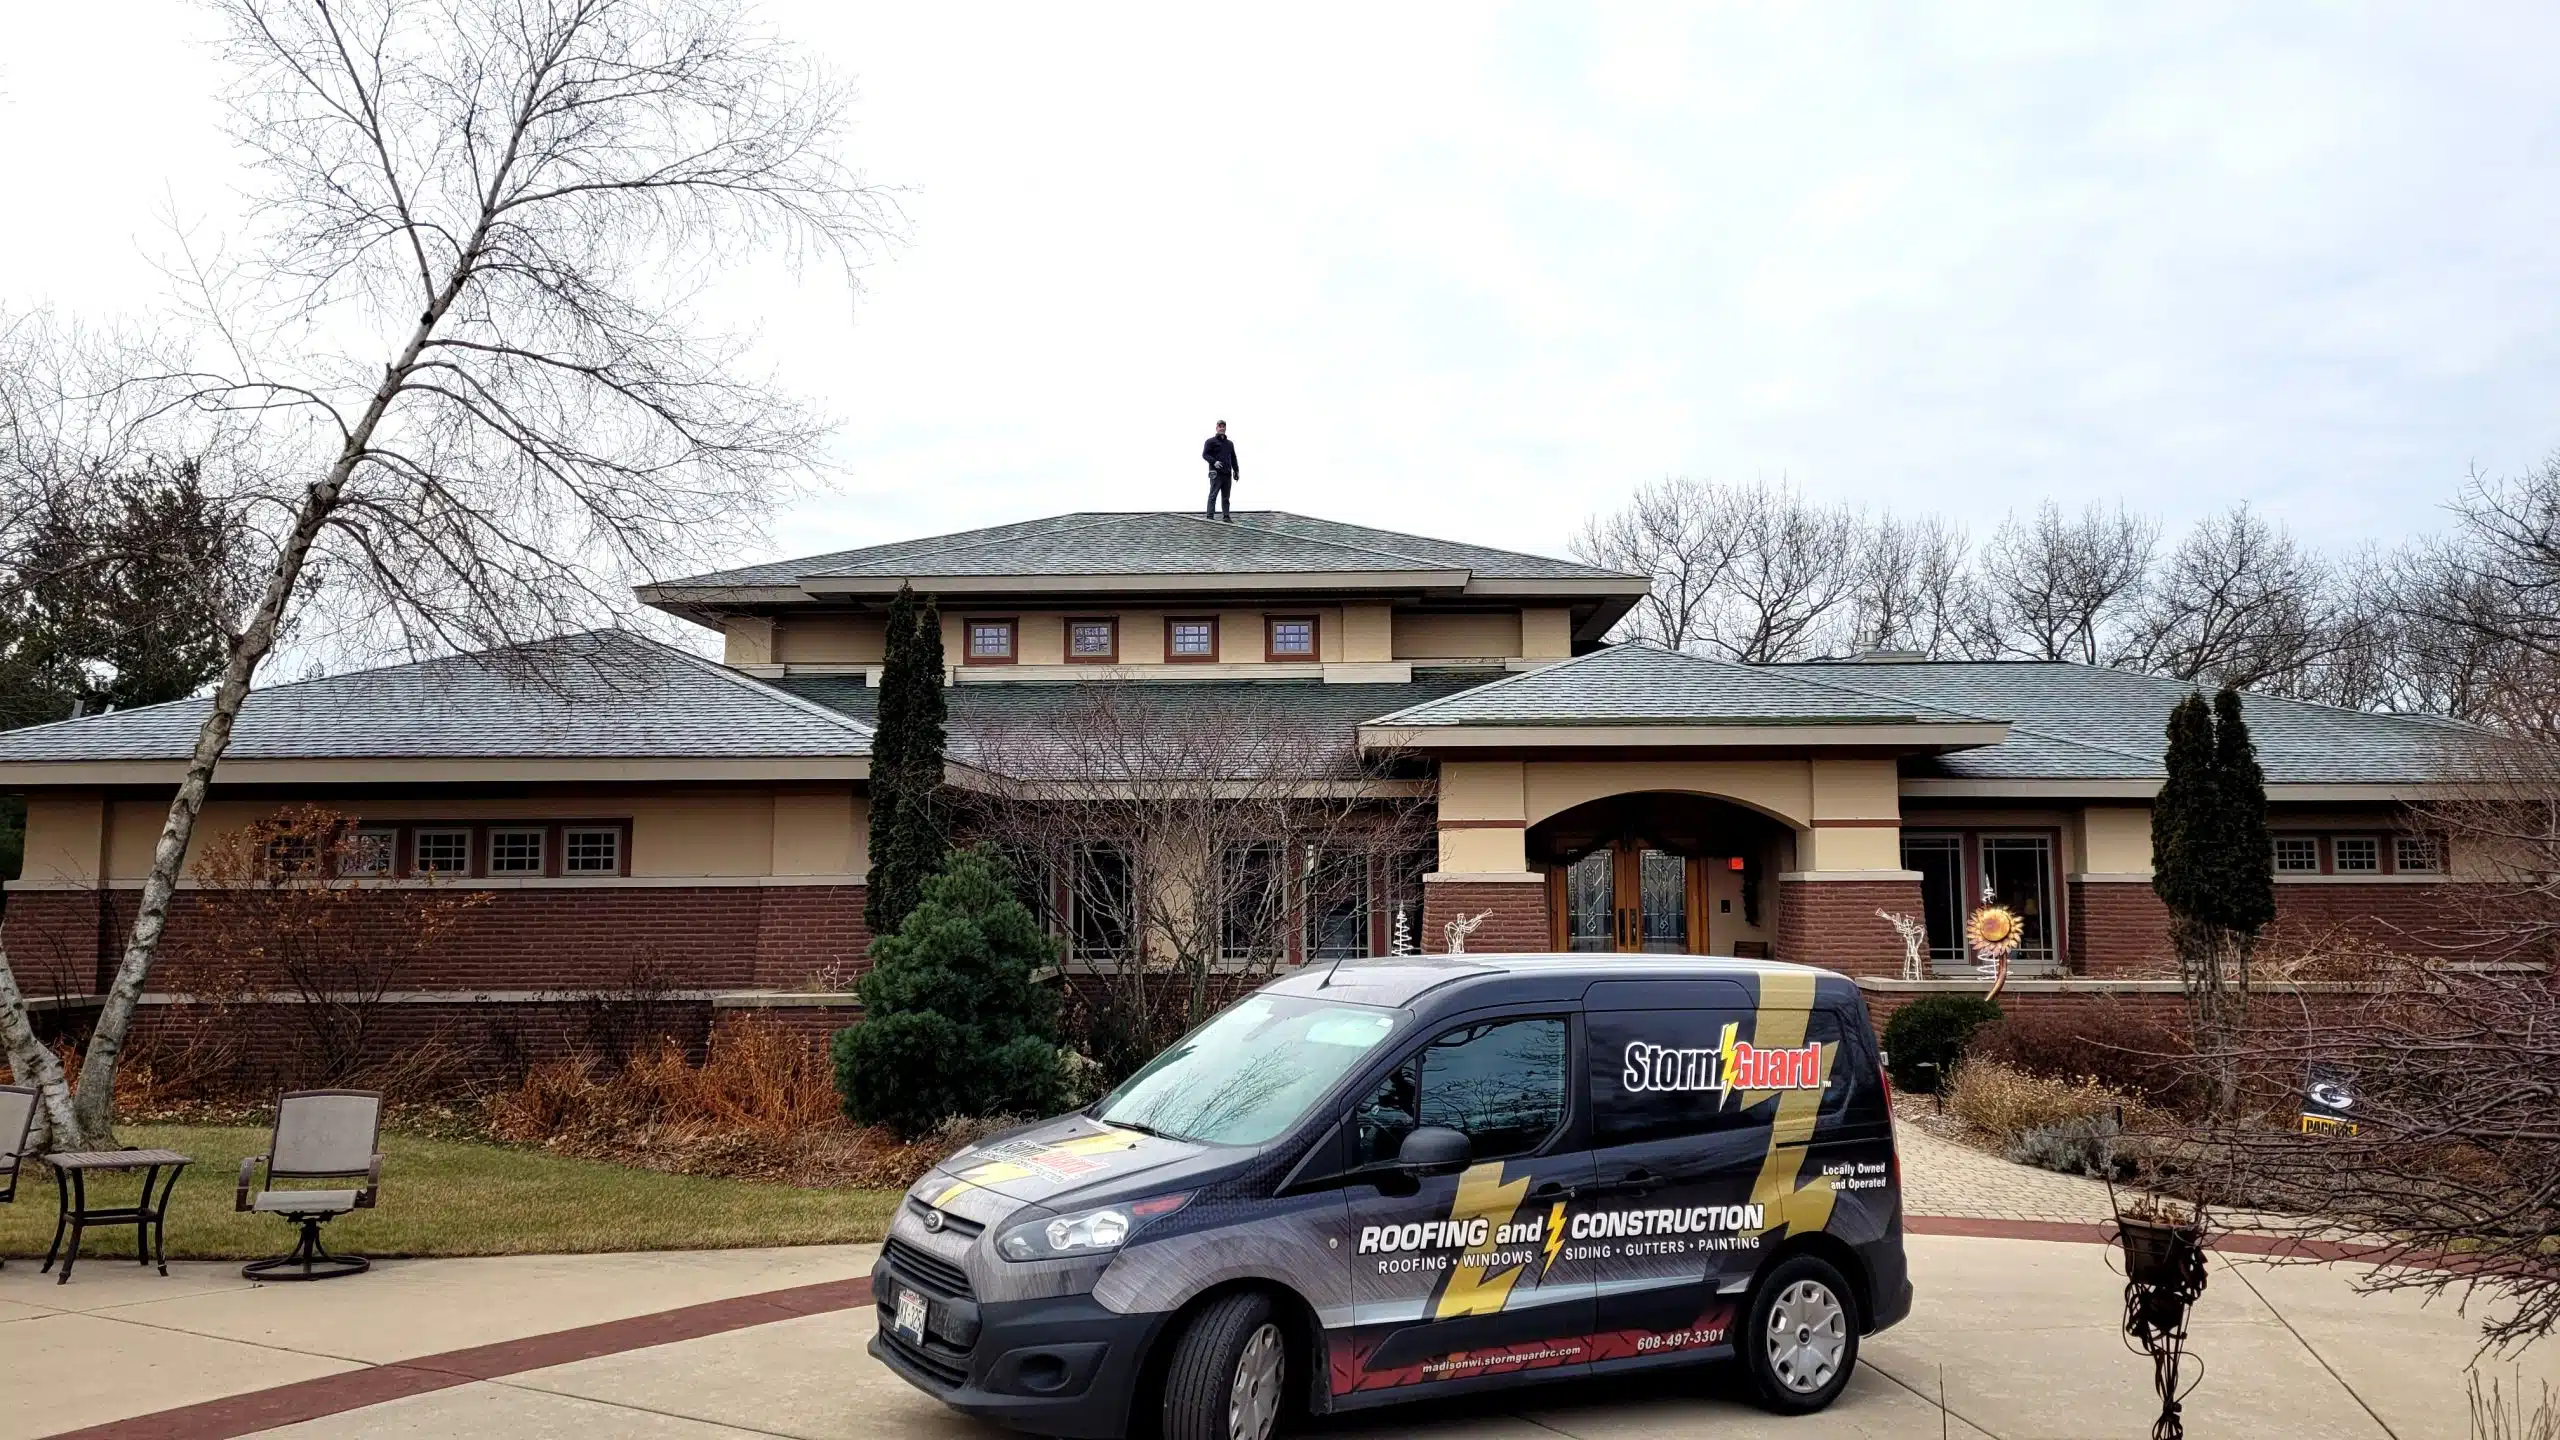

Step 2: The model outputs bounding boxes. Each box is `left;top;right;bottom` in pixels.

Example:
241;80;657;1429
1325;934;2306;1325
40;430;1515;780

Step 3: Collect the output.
996;1192;1192;1262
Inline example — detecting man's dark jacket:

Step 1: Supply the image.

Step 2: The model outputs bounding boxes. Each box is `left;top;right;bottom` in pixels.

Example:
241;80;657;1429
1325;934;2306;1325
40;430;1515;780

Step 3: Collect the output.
1203;433;1238;475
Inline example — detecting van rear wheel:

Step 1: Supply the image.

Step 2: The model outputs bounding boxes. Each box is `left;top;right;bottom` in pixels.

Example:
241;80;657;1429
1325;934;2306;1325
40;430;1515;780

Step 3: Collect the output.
1162;1290;1287;1440
1741;1254;1859;1414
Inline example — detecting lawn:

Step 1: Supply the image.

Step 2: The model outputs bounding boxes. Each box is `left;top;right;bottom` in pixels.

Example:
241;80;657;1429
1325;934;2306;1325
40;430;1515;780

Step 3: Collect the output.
0;1124;903;1262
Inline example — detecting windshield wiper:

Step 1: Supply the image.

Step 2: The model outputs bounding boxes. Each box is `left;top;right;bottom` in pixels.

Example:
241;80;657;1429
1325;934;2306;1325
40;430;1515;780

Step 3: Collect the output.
1102;1116;1169;1139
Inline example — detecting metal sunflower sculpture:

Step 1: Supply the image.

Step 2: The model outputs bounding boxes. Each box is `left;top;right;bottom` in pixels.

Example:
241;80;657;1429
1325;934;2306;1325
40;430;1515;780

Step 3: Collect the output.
1965;899;2024;999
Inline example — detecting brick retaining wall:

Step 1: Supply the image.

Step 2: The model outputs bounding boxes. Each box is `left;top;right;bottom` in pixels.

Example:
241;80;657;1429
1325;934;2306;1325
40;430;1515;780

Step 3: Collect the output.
1775;877;1926;977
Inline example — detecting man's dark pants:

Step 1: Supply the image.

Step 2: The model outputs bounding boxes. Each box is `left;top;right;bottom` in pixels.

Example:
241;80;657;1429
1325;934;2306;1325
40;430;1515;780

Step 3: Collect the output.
1206;468;1232;520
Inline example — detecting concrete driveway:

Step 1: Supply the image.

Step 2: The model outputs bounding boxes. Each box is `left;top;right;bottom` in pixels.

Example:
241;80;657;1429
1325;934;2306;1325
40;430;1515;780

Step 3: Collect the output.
6;1229;2548;1440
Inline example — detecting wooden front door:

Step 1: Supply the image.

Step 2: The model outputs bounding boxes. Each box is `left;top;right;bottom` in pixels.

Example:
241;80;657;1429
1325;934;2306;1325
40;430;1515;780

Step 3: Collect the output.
1554;844;1702;953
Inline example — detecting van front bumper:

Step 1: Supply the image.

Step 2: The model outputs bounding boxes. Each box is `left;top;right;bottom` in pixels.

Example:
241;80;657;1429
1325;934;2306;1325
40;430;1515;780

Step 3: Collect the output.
870;1259;1166;1439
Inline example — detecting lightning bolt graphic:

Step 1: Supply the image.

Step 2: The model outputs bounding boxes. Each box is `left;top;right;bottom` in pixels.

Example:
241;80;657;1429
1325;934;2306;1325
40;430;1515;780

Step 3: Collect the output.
1540;1201;1566;1277
1717;1020;1741;1105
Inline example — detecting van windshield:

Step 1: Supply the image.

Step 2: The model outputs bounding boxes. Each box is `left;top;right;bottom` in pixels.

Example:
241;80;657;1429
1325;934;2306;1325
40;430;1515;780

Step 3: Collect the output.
1095;994;1401;1146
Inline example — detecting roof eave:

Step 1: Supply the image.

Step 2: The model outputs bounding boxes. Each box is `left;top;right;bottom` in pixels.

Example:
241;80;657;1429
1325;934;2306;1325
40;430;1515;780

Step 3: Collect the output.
1360;720;2013;752
796;569;1475;597
0;756;872;787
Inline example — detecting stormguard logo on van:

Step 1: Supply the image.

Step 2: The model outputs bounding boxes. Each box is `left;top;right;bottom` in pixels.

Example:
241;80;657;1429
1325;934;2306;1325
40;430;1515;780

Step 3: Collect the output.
1622;1023;1826;1102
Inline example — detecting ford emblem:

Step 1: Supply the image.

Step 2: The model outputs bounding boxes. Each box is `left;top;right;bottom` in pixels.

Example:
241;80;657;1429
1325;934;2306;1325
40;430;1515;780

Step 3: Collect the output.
922;1207;946;1233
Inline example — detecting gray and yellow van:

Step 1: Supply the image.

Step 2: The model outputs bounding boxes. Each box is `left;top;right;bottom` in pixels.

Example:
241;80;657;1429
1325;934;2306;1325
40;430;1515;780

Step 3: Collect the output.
869;954;1911;1439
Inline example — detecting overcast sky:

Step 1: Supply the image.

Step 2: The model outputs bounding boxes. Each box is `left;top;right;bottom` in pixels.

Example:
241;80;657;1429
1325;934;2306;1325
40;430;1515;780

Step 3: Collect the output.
6;2;2560;571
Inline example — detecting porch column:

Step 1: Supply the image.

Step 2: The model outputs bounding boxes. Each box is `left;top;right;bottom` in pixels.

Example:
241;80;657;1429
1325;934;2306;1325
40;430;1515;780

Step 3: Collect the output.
1424;760;1552;954
1776;759;1923;976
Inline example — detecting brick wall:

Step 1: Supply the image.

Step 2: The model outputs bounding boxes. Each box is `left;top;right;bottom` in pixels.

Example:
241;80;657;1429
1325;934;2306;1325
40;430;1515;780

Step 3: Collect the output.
2071;880;2175;976
2267;881;2478;956
1;882;869;997
1423;878;1551;955
1775;877;1925;977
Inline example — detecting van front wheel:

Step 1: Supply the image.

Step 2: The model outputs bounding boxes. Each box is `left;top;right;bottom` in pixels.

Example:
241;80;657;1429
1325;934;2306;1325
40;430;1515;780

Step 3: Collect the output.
1161;1290;1288;1440
1741;1254;1859;1414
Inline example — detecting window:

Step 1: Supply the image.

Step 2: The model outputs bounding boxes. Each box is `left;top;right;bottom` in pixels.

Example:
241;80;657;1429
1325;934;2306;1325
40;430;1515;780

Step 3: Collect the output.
1304;845;1370;961
2273;837;2321;873
489;827;545;875
2394;835;2443;874
342;828;397;878
414;828;470;875
1265;615;1317;660
1351;1017;1568;1167
965;619;1016;664
1068;618;1118;662
1166;617;1218;662
2332;836;2380;873
563;826;623;875
1901;834;1966;965
1221;843;1284;959
1979;835;2056;964
265;831;322;877
1097;995;1398;1146
1589;1006;1850;1148
1071;843;1134;960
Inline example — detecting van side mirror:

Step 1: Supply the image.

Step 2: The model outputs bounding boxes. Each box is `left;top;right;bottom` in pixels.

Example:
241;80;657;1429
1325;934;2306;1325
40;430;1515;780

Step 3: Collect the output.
1397;1126;1471;1176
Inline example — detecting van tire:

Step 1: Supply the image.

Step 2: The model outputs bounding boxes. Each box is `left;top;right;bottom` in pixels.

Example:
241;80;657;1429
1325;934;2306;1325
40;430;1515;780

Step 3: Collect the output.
1741;1253;1859;1414
1161;1290;1287;1440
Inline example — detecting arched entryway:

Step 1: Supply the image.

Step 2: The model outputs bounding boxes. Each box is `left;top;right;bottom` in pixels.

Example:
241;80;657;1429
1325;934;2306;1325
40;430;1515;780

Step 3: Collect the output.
1527;792;1796;955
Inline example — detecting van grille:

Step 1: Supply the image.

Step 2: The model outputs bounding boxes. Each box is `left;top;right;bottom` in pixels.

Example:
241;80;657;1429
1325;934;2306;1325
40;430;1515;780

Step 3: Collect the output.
879;1320;971;1388
884;1237;973;1300
906;1197;985;1237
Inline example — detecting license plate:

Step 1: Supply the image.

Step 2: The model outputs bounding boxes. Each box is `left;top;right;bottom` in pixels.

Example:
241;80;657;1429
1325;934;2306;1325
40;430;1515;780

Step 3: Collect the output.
894;1287;928;1344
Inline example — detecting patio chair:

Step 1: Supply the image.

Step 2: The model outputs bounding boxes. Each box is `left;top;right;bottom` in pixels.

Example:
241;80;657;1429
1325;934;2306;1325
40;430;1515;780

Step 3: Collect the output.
1;1084;33;1269
235;1089;384;1281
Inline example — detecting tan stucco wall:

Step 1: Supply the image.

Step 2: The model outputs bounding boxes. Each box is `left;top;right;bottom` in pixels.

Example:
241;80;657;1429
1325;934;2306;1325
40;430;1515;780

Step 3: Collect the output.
2076;805;2154;874
775;614;887;665
1341;605;1393;662
37;787;867;885
722;617;777;667
1521;608;1574;660
1436;756;1909;877
1394;610;1523;660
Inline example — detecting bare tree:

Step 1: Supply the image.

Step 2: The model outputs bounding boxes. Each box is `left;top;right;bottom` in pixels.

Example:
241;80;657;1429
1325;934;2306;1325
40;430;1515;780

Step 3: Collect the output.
0;0;889;1146
2121;504;2335;693
961;686;1435;1079
1981;501;2158;665
1571;477;1742;650
1849;512;1980;658
1702;481;1862;663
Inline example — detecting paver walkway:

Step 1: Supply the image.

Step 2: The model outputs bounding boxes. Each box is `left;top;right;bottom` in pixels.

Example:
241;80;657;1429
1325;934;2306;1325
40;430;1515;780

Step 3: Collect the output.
5;1128;2550;1439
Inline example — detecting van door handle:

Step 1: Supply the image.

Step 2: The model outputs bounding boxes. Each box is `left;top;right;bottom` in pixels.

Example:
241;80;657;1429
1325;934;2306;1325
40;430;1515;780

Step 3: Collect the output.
1528;1180;1578;1202
1604;1168;1662;1195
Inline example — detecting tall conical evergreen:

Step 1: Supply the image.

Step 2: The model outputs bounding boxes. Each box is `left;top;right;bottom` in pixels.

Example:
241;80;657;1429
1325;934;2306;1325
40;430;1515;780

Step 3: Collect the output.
2211;687;2275;934
2152;692;2218;922
865;584;948;938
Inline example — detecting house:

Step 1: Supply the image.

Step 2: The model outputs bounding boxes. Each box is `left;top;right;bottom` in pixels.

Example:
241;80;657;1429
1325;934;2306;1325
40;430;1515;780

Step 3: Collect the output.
0;510;2478;1058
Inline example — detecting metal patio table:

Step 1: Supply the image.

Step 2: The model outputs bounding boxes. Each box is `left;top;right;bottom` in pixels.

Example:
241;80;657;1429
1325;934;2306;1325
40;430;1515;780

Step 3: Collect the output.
41;1149;190;1284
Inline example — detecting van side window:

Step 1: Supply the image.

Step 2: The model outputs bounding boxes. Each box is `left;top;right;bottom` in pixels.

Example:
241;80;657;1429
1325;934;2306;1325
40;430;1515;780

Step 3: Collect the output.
1351;1017;1568;1167
1589;1008;1852;1148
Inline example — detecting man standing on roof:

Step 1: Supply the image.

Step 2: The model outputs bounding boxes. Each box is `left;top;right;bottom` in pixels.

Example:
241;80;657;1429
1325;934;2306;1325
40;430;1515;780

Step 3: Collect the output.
1202;420;1238;521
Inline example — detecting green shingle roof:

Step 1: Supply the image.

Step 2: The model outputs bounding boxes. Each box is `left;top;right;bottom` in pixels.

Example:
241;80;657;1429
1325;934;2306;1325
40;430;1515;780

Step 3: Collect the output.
1367;644;1998;728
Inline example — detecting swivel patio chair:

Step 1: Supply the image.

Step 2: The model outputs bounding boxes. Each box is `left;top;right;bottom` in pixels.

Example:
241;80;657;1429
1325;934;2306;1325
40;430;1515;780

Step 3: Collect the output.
1;1084;34;1268
236;1089;384;1280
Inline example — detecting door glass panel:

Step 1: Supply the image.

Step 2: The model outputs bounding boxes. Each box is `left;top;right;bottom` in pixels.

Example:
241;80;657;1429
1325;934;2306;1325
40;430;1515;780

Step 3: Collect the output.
1563;851;1613;951
1980;836;2056;965
1638;850;1688;953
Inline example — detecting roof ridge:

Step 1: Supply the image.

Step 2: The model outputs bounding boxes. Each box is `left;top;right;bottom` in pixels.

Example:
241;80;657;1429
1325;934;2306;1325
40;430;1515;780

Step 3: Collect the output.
1772;660;2155;757
1361;647;1629;724
1247;511;1643;581
1723;656;2003;726
614;631;876;737
1209;511;1474;572
811;512;1141;576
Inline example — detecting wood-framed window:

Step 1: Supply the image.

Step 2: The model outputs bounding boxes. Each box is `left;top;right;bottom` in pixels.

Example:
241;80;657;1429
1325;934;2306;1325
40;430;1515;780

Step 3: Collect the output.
1165;616;1219;663
342;827;398;878
2330;835;2381;874
2394;835;2444;873
963;617;1018;665
1067;617;1119;663
2272;836;2321;873
488;826;547;875
1896;827;2061;971
562;825;627;875
413;827;471;875
1264;614;1319;661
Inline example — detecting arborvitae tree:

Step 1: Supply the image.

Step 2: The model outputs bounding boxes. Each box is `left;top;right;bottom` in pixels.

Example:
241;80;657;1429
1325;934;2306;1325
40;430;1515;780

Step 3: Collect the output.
864;584;948;938
835;846;1067;1137
2152;686;2273;1110
2212;686;2276;935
